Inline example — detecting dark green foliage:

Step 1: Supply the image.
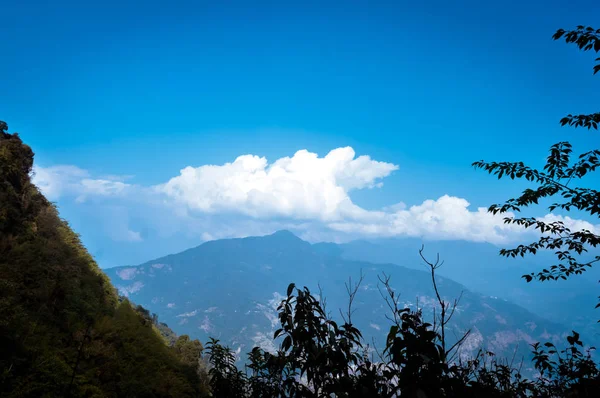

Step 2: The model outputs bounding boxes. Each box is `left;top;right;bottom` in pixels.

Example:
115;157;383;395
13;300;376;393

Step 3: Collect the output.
174;333;212;394
472;26;600;303
472;143;600;283
206;338;247;397
552;26;600;76
0;123;207;397
80;300;203;397
530;331;600;396
205;276;600;397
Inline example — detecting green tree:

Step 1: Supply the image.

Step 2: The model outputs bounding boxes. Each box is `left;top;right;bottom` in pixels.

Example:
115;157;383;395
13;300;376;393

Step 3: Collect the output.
0;122;209;397
472;26;600;301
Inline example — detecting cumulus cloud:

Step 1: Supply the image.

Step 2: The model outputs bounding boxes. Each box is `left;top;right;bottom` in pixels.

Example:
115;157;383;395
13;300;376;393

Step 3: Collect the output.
328;195;524;243
31;147;600;247
156;147;397;222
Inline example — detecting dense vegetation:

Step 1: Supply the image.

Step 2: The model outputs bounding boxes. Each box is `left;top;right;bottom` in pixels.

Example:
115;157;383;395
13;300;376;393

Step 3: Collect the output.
1;25;599;397
203;265;600;397
0;122;209;397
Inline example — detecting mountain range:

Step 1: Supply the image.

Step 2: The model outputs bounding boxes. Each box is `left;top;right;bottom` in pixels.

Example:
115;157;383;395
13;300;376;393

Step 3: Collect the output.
103;230;599;374
323;237;600;337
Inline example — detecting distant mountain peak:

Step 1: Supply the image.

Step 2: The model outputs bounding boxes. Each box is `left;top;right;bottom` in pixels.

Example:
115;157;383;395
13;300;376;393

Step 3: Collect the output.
262;230;310;249
269;229;299;238
266;230;305;242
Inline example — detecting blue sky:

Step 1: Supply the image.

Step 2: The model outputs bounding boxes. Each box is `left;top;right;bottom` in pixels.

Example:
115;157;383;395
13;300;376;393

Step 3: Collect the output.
2;0;599;267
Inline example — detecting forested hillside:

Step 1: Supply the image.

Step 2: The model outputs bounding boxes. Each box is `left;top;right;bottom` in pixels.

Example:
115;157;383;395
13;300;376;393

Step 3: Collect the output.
0;122;209;397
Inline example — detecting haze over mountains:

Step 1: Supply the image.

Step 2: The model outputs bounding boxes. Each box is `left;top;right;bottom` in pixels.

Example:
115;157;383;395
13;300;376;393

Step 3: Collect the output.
104;230;598;373
325;237;600;335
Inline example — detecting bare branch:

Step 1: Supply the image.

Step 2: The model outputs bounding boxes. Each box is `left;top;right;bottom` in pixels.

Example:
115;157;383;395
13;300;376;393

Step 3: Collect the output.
339;269;365;325
371;336;386;364
317;282;330;320
377;272;402;325
419;245;471;362
447;330;472;363
419;245;449;356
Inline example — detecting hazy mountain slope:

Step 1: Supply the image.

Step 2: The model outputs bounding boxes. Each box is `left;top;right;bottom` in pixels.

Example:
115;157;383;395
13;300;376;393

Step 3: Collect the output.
104;230;585;374
0;125;206;397
326;238;600;337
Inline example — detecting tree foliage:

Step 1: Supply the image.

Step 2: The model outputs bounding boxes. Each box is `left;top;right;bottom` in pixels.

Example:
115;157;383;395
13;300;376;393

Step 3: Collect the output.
204;271;600;397
472;26;600;293
0;123;208;397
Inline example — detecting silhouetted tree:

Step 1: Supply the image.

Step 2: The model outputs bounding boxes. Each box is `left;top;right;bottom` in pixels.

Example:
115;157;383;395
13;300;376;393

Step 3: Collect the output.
472;26;600;309
205;261;600;397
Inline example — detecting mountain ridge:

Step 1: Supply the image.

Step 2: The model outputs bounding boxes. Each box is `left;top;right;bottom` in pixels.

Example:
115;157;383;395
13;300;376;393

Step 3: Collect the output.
103;229;585;375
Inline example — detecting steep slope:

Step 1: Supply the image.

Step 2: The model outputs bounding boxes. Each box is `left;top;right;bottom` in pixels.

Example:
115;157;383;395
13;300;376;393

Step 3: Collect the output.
104;230;581;375
0;123;207;397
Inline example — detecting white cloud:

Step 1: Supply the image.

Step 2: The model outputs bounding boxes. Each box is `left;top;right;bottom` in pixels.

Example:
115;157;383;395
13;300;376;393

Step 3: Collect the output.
538;214;599;235
32;165;89;200
122;229;143;242
328;195;525;243
32;165;131;203
76;179;130;203
156;147;398;221
31;147;600;247
32;167;142;242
